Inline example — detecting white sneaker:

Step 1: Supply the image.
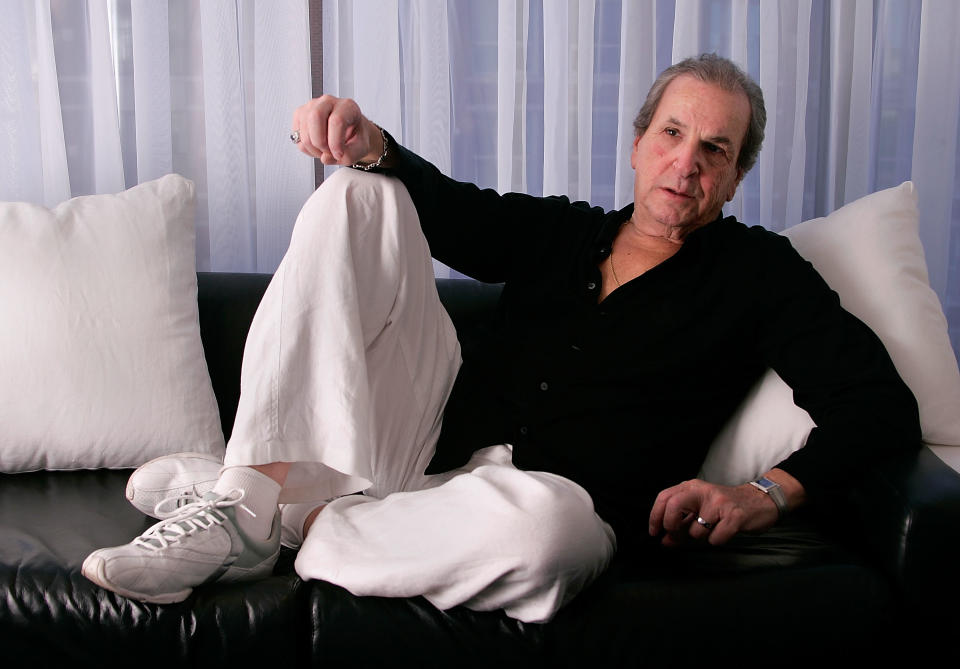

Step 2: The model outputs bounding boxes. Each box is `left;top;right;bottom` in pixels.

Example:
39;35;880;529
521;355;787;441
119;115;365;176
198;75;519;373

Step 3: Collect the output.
126;452;223;518
82;489;281;604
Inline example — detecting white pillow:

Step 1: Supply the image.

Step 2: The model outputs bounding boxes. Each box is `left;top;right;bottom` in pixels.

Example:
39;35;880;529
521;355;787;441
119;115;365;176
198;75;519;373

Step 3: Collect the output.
0;175;225;472
700;181;960;485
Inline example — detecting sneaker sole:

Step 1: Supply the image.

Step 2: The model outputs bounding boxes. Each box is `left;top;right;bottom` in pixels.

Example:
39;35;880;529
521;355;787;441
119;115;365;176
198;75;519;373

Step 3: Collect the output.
81;552;193;604
81;510;281;603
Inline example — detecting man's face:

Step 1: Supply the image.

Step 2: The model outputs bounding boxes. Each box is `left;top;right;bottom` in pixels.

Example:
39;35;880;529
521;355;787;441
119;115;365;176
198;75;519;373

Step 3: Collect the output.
630;75;751;238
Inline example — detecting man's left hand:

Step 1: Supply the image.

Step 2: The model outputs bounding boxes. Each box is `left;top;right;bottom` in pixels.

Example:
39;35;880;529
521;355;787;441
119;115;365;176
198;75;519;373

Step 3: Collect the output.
647;469;804;546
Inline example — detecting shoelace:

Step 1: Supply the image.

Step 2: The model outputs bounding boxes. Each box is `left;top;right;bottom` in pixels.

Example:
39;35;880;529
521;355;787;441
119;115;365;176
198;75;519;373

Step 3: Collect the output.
135;489;246;551
152;490;205;519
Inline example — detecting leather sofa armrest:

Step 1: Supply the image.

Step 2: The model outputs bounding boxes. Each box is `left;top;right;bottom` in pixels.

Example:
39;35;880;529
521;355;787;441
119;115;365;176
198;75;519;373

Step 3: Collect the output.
843;445;960;613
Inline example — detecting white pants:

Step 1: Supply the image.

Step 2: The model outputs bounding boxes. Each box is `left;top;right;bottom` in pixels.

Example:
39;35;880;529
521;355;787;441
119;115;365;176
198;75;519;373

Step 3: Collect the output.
224;169;616;623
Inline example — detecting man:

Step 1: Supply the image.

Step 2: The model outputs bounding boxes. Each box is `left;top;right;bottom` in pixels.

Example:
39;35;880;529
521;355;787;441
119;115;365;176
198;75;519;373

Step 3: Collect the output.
83;55;919;622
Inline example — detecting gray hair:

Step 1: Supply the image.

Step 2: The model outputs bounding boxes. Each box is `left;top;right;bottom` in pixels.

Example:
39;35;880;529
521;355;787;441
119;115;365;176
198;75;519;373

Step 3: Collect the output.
632;53;766;175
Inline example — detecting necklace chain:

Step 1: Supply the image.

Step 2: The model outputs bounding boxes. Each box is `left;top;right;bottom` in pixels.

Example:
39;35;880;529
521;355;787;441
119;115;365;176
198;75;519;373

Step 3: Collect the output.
609;250;622;287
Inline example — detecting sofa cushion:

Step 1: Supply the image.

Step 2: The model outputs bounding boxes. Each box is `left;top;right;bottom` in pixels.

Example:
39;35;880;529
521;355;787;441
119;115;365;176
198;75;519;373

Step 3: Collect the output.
306;513;895;668
0;175;224;472
545;550;895;666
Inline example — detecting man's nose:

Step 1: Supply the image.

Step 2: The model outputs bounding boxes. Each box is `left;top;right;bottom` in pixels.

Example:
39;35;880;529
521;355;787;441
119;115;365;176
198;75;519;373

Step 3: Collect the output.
671;141;699;178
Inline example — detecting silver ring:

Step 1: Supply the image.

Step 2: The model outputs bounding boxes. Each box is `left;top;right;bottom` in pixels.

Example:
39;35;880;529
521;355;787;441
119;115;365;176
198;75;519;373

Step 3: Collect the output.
290;129;301;144
696;516;715;530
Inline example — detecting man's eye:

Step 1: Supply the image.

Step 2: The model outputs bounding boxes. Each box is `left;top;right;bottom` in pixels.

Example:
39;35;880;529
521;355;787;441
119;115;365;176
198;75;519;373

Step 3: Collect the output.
665;128;679;137
704;143;722;154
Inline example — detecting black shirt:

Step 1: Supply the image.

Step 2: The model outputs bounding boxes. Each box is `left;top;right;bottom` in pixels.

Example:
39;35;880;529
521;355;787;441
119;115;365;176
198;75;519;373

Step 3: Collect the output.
383;140;921;546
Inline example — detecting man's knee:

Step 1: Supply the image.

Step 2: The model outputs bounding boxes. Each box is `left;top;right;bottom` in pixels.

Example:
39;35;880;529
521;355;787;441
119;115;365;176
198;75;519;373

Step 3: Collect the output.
289;167;421;267
471;466;616;578
304;167;408;218
461;467;616;621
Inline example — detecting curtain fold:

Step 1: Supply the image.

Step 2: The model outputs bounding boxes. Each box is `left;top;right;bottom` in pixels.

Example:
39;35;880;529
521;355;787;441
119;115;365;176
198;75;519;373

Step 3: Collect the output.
576;0;595;204
613;0;658;207
911;0;960;303
756;0;779;230
4;0;313;272
130;0;173;184
253;0;314;271
3;0;959;356
35;0;72;206
496;0;528;195
199;0;253;271
725;0;748;222
88;0;125;196
542;0;569;198
783;0;811;231
404;0;452;176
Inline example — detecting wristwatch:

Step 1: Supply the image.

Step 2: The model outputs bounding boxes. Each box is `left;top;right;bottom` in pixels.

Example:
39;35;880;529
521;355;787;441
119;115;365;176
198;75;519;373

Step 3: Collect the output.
750;476;788;516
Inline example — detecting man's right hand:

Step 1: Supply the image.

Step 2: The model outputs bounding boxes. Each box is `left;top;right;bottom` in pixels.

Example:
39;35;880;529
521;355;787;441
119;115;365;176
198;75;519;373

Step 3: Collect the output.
291;96;384;167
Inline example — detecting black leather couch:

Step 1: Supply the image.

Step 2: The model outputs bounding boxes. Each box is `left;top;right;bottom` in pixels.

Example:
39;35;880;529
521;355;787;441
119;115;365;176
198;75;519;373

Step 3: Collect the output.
3;272;959;668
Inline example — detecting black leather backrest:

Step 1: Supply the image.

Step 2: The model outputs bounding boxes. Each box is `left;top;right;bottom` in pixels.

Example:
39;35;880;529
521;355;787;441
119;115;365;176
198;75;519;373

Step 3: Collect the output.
196;272;503;439
197;272;272;439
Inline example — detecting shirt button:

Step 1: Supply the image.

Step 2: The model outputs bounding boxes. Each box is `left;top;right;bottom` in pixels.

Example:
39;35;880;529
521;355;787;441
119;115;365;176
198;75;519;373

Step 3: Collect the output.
519;426;529;435
539;381;549;391
586;281;596;290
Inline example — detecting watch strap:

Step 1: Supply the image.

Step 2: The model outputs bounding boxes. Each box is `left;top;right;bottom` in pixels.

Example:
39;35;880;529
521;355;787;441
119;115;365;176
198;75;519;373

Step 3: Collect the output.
750;477;788;516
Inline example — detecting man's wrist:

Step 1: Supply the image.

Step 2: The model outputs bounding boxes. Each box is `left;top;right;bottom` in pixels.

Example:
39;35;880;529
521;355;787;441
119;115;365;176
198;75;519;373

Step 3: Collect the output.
752;468;806;516
750;476;788;516
351;123;389;170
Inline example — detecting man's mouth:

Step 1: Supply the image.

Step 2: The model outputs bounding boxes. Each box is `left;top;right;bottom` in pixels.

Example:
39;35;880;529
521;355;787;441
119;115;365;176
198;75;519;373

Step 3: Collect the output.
662;187;693;199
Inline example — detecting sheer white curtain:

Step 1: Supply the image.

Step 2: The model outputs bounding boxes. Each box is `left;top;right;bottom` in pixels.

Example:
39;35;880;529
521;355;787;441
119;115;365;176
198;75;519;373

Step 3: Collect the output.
0;0;315;272
323;0;960;357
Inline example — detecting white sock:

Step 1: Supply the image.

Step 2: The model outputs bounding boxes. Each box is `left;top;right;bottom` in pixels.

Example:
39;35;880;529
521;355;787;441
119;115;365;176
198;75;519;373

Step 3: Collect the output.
213;466;282;542
279;501;329;549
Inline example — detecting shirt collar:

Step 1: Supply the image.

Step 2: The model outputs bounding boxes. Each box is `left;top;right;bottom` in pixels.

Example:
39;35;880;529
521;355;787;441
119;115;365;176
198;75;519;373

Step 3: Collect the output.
592;205;729;263
592;204;633;263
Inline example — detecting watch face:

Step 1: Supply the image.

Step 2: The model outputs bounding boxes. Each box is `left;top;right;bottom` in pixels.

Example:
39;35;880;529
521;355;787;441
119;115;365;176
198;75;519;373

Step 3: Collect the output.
755;477;774;490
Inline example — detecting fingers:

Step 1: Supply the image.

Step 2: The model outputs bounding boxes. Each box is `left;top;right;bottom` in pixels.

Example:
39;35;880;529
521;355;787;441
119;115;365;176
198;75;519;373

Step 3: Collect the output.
648;480;703;536
647;485;671;537
325;105;363;161
291;95;369;165
691;507;742;546
648;479;777;547
291;98;325;160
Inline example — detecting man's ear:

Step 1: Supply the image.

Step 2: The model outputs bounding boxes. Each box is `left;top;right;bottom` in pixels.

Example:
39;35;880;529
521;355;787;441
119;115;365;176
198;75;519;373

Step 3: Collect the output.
727;168;744;202
630;134;642;170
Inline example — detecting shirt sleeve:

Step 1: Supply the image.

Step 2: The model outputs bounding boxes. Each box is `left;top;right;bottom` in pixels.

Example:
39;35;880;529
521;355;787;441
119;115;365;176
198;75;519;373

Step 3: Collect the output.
379;136;591;282
754;234;921;498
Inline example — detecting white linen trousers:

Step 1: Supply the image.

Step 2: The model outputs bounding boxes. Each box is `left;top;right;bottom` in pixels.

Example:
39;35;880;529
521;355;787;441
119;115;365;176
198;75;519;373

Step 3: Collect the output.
223;168;616;623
